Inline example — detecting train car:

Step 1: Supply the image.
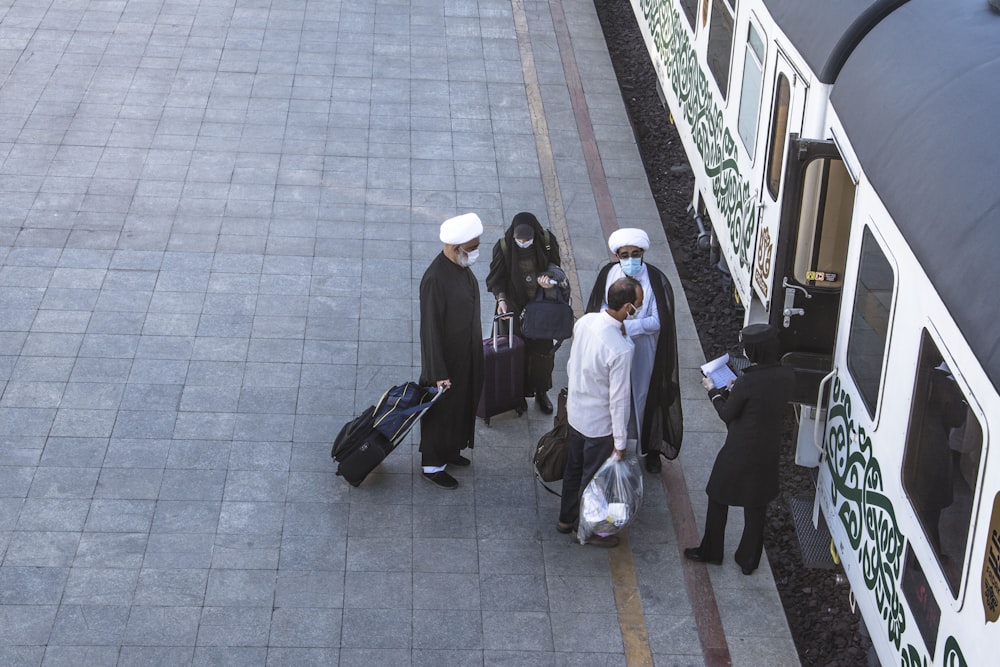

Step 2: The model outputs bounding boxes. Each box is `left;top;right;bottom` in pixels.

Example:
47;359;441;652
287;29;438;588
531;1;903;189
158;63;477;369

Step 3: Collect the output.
627;0;1000;663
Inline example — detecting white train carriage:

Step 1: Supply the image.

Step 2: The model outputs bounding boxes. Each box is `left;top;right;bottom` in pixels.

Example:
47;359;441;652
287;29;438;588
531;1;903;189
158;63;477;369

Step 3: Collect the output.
628;0;1000;663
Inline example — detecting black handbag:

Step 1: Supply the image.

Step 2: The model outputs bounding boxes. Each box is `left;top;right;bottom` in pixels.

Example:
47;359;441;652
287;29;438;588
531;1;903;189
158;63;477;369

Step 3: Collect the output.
520;288;574;341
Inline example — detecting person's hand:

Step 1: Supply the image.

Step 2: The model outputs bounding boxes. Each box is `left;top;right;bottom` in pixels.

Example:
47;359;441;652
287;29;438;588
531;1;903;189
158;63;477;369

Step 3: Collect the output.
726;378;736;390
536;275;554;288
613;448;624;461
496;299;508;315
701;376;715;391
436;379;452;391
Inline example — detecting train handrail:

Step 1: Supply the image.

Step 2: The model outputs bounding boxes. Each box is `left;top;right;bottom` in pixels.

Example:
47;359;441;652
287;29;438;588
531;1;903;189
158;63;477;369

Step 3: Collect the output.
813;368;837;454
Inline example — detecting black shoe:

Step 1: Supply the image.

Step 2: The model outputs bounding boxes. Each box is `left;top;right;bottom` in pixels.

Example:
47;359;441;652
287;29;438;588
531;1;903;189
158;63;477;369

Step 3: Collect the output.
422;471;458;489
741;566;755;576
645;454;661;473
536;392;553;414
556;521;576;534
448;455;471;467
683;547;722;565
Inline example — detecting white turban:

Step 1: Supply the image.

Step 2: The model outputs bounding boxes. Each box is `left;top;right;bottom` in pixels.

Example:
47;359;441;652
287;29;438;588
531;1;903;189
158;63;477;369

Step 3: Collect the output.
608;228;650;253
439;213;484;244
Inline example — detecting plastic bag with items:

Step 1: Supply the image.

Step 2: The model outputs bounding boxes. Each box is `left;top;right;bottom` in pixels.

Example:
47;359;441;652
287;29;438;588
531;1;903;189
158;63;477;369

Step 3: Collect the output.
577;455;643;544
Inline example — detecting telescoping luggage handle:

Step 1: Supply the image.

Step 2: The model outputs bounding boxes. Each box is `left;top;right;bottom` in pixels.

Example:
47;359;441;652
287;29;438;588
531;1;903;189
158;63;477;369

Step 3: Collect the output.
489;312;517;352
371;383;444;443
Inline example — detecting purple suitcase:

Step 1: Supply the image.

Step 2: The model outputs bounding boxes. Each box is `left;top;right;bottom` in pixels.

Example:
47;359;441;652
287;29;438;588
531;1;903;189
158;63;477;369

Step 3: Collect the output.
477;314;526;424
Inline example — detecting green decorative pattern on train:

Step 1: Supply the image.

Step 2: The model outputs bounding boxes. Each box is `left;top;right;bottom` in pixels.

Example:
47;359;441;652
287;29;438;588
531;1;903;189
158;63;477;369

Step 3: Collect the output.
827;378;907;649
901;637;967;667
637;0;757;273
828;380;969;664
943;636;968;667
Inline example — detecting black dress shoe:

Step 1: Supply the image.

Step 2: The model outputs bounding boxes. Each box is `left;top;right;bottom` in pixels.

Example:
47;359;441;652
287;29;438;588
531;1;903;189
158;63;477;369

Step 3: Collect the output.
741;566;755;575
422;471;458;489
683;547;722;565
448;455;471;467
536;392;553;414
644;454;662;473
556;521;576;534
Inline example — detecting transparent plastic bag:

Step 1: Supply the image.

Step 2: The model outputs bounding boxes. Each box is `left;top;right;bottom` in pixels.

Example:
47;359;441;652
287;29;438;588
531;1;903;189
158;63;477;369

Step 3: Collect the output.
577;455;643;543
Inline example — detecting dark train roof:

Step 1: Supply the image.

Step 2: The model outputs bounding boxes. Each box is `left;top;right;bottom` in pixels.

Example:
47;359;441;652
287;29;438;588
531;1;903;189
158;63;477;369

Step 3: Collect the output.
762;0;876;77
829;0;1000;391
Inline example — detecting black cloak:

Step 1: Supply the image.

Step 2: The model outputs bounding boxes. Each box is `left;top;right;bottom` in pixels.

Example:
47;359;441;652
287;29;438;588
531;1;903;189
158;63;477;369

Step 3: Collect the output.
418;252;484;466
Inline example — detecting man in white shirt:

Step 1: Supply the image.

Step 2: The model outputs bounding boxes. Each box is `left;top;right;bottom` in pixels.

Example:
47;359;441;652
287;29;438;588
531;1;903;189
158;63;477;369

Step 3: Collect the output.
557;276;641;547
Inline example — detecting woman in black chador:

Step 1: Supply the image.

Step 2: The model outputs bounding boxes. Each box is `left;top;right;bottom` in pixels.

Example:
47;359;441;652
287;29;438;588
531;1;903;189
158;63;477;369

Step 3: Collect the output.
684;323;795;575
485;212;563;414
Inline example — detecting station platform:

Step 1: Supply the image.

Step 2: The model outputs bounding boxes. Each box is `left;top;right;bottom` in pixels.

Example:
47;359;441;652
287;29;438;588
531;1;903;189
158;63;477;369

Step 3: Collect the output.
0;0;800;664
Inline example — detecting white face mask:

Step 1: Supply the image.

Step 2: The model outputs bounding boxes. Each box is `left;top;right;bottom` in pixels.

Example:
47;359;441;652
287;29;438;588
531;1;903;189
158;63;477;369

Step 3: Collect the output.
626;303;640;320
515;239;533;249
458;248;480;267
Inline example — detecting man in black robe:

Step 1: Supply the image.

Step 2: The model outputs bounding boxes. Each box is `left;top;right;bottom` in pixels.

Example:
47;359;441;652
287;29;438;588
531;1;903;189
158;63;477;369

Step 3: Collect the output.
418;213;486;489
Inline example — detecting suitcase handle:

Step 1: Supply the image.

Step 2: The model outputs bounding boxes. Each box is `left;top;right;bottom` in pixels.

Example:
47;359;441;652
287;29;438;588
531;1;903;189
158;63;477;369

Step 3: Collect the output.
490;312;516;351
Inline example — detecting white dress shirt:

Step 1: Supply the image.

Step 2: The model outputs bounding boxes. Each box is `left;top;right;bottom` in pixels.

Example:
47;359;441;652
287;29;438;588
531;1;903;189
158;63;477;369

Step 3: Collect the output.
566;311;635;451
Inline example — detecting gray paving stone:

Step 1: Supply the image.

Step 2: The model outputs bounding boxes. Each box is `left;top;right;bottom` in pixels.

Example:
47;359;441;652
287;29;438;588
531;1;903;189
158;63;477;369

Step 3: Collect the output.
0;566;69;605
123;606;201;646
49;604;130;645
0;604;58;645
196;606;271;647
4;531;80;567
412;609;483;650
42;645;120;667
84;499;156;533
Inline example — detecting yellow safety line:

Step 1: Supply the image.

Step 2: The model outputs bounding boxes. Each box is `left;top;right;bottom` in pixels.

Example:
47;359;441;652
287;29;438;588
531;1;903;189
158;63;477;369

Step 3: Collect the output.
511;0;654;664
510;0;585;318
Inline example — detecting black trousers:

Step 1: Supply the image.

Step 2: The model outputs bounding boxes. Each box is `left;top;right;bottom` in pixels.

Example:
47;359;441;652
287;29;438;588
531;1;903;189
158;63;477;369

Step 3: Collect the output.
524;336;555;395
558;426;613;525
698;499;768;571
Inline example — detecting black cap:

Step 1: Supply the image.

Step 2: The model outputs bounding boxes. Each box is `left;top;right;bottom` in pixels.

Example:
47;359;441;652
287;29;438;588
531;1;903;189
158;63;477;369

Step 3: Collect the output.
740;323;777;344
513;223;534;240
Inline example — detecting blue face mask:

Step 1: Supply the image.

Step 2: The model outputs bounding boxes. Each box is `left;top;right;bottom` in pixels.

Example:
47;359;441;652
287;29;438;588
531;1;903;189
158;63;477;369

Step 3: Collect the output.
619;257;642;277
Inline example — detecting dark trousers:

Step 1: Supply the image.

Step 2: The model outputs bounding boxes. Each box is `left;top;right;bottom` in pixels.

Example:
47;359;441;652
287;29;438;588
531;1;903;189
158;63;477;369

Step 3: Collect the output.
524;337;555;395
698;499;768;570
558;426;614;525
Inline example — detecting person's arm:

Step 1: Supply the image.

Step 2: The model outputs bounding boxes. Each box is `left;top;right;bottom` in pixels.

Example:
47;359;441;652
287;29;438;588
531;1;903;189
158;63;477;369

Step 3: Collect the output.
608;349;633;453
707;376;749;423
419;274;450;387
484;240;509;313
623;289;659;338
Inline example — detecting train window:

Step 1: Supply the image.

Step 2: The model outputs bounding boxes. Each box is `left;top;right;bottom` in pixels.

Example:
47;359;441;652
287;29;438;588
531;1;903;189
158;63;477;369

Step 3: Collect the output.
792;158;853;288
903;331;984;597
765;74;790;200
737;21;765;159
706;0;735;99
846;228;893;416
680;0;698;29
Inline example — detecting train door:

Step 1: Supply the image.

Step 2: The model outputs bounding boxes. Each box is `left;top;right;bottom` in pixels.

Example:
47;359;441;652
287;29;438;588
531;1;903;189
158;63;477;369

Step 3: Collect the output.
770;137;856;406
751;51;806;314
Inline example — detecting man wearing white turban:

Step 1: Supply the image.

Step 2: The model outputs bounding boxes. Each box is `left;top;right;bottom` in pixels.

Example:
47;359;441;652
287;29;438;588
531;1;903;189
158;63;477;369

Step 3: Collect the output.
418;213;486;489
586;227;683;472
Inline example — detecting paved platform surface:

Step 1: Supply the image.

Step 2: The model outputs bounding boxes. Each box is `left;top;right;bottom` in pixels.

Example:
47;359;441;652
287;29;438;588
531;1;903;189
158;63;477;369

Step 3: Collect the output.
0;0;800;664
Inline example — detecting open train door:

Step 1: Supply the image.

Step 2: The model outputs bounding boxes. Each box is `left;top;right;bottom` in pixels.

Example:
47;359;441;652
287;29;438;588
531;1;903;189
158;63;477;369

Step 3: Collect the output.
770;137;856;461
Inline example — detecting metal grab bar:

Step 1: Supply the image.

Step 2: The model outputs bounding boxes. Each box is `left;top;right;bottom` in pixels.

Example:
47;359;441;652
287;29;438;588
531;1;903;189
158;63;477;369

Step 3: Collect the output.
813;368;837;453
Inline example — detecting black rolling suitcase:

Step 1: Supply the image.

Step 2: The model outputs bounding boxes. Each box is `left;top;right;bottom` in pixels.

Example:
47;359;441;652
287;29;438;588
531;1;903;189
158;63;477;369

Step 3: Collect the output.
477;313;526;425
332;383;441;486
